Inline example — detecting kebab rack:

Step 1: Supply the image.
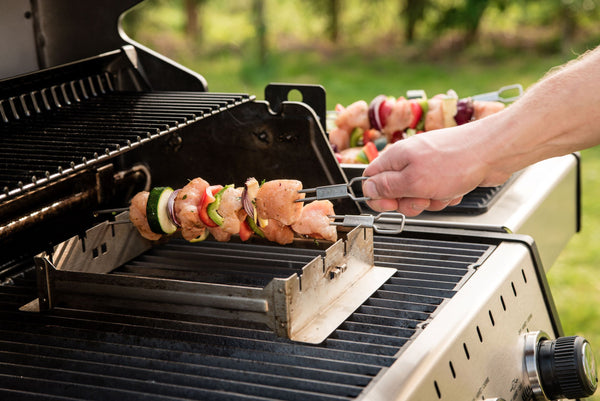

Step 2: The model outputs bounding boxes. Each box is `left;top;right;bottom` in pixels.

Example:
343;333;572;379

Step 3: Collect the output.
25;211;396;344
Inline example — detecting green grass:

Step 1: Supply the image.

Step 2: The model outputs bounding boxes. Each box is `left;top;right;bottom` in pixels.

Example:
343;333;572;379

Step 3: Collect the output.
547;146;600;401
124;3;600;398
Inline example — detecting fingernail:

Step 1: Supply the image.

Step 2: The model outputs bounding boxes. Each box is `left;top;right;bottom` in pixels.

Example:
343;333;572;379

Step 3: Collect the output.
411;203;425;212
411;198;430;211
363;180;378;198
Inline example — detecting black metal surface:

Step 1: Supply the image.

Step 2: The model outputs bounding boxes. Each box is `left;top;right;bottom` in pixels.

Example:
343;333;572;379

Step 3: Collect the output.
0;50;253;266
0;45;358;268
0;233;493;400
0;84;251;200
439;185;506;214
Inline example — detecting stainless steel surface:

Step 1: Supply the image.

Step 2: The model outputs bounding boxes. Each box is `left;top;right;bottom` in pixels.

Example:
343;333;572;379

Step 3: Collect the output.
32;222;395;344
470;83;523;102
359;241;560;401
44;212;153;274
298;176;369;202
330;212;406;234
524;330;550;400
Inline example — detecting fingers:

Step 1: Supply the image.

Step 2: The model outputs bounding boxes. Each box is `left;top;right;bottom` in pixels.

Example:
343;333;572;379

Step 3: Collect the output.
365;192;465;216
395;198;430;216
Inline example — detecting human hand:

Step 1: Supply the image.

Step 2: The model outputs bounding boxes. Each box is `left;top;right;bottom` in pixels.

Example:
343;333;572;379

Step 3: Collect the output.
362;123;511;216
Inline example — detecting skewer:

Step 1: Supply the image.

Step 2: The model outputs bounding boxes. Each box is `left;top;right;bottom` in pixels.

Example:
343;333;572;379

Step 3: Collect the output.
329;212;405;235
471;83;523;103
92;207;128;217
297;176;370;202
105;220;132;225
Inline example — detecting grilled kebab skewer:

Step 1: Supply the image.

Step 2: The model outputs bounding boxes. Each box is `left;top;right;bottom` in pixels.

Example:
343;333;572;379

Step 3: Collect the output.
129;178;338;245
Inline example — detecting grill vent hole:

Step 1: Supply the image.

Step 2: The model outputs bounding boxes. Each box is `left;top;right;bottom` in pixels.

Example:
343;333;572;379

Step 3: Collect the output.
287;89;303;102
476;326;483;342
434;380;441;398
489;310;495;326
449;361;456;378
500;295;506;311
463;342;470;360
511;281;517;296
521;269;527;283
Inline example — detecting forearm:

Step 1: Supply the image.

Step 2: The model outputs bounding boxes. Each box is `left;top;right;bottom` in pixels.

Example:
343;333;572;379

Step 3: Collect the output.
362;46;600;215
477;46;600;179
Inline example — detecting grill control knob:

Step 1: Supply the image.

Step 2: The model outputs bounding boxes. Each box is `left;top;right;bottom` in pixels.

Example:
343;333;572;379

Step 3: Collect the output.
524;331;598;400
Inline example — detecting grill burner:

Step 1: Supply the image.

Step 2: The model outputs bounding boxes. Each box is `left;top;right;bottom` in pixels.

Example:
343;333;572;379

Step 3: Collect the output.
0;232;490;401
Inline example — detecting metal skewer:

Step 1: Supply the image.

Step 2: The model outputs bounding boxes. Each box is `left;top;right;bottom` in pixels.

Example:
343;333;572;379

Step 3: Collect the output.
471;83;523;103
329;212;405;235
92;207;128;217
297;176;370;202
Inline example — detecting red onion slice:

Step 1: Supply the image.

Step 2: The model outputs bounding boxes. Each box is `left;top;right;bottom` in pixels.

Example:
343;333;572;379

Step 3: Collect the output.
368;95;386;131
242;186;255;220
167;189;181;227
242;177;260;221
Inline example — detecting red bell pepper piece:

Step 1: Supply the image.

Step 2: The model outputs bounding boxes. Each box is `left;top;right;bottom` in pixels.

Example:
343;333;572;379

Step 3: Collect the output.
363;141;379;163
409;101;423;129
391;130;404;143
198;185;223;228
363;128;378;144
239;220;253;241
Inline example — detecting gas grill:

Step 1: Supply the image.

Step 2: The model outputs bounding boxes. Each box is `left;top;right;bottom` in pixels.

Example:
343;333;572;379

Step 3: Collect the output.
0;1;597;401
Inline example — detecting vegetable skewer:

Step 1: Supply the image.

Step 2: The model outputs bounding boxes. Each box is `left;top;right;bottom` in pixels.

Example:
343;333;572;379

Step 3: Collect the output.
128;177;337;245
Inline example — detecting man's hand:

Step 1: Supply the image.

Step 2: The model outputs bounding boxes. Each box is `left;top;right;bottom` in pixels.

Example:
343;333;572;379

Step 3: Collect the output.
362;121;510;216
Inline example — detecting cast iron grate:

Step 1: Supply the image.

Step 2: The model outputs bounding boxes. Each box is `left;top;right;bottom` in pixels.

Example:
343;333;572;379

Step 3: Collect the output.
0;235;493;400
0;74;252;200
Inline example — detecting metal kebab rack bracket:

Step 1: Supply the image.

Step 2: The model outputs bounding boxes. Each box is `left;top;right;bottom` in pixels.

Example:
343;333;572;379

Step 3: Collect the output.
29;212;396;344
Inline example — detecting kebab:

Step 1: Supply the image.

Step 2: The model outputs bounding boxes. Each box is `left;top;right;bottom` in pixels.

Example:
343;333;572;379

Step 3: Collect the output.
329;89;506;164
129;177;338;246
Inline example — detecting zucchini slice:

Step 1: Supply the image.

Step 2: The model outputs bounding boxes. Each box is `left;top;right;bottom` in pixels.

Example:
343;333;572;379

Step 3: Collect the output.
146;186;178;235
189;229;210;242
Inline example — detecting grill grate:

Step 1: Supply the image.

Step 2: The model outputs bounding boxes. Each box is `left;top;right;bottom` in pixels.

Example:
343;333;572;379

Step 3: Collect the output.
0;234;493;400
0;74;252;200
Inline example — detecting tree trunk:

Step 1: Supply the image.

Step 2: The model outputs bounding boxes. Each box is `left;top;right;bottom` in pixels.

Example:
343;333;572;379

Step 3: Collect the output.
253;0;268;65
462;0;490;46
327;0;340;43
560;3;577;54
185;0;204;44
403;0;426;43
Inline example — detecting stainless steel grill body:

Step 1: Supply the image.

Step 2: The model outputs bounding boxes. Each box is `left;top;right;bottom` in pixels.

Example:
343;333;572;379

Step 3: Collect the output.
0;2;590;400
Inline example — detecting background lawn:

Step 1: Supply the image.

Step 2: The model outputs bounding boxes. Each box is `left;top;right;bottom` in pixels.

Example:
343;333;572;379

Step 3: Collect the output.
124;2;600;398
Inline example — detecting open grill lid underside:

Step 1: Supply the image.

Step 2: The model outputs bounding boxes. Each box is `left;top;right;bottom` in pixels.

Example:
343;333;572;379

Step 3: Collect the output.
0;47;357;267
0;232;493;401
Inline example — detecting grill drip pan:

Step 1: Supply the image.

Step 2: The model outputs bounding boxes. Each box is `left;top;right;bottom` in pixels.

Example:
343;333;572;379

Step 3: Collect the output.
0;232;493;400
